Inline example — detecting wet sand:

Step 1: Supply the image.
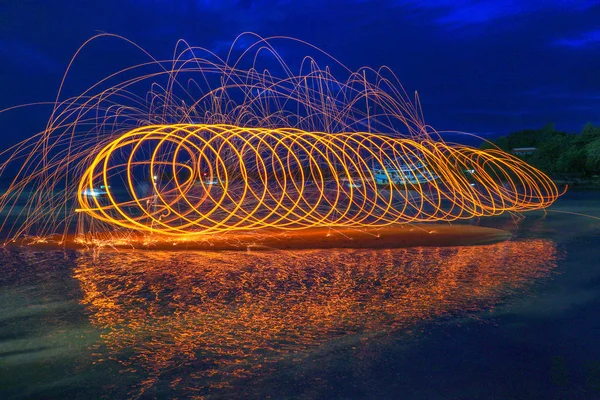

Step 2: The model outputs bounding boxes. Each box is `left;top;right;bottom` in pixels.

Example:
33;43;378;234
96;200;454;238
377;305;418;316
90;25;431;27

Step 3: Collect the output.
19;224;511;251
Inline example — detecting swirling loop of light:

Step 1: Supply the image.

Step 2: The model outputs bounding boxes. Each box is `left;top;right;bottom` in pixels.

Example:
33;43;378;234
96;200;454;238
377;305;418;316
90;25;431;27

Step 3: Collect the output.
77;123;559;236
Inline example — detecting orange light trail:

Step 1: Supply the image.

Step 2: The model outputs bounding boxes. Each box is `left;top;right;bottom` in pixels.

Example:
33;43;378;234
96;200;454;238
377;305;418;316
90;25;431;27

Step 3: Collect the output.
0;33;562;245
77;123;559;236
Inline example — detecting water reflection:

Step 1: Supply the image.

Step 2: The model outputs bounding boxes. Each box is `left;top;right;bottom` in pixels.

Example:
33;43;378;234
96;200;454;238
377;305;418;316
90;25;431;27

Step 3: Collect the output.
74;240;557;398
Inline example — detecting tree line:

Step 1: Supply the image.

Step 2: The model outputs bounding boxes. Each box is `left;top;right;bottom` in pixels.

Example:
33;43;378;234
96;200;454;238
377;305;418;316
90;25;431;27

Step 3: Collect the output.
481;123;600;177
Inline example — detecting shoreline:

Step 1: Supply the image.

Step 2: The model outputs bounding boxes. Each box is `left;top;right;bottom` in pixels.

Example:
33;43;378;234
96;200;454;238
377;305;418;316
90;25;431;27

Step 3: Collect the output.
10;224;512;251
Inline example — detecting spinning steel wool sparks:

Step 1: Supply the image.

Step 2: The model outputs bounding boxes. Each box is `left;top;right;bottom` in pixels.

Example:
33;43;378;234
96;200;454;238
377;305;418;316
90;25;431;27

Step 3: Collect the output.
78;124;558;236
0;33;560;245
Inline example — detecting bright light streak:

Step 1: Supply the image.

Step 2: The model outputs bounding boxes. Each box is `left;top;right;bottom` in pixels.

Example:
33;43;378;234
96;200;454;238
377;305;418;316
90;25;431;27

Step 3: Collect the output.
0;33;562;246
75;124;559;237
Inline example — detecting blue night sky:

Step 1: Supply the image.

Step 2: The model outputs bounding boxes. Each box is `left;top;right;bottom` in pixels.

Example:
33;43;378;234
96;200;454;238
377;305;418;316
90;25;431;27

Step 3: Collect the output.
1;0;599;139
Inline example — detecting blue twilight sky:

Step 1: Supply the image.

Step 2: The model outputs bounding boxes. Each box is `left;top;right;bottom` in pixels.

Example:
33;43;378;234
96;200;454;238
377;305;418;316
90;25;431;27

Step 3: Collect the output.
0;0;599;140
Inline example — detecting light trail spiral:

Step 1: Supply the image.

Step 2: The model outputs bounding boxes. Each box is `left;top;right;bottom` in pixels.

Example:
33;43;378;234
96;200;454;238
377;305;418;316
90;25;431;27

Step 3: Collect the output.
78;124;559;236
0;33;562;244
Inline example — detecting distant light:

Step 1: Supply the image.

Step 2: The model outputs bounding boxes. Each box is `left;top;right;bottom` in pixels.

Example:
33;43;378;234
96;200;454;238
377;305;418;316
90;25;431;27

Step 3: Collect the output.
82;189;99;197
82;187;108;197
470;183;476;186
153;175;158;180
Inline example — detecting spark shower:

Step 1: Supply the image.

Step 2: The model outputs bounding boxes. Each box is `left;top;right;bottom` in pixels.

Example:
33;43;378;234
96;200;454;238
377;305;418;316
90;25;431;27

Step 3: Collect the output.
0;33;560;246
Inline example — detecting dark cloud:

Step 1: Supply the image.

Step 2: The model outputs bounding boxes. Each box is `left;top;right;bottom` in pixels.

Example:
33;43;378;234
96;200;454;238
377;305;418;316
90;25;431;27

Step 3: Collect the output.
555;29;600;48
390;0;597;27
0;0;598;139
0;39;60;72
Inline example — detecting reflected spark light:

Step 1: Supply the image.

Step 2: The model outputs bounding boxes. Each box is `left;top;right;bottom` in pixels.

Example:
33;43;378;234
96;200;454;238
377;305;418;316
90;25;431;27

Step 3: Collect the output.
73;240;557;397
0;33;560;245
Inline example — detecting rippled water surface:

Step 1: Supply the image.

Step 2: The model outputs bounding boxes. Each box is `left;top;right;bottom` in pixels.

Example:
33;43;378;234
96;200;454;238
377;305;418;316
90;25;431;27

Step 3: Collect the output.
1;191;600;399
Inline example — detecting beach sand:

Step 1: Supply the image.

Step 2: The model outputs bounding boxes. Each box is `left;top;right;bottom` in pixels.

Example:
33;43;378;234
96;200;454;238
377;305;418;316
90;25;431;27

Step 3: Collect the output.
18;224;512;251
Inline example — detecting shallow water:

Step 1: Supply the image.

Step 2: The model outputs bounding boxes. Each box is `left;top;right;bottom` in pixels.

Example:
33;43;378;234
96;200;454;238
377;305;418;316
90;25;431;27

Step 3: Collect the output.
1;191;599;399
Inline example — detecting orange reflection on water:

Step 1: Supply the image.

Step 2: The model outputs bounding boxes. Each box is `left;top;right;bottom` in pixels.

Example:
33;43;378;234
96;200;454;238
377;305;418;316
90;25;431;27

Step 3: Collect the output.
74;240;557;397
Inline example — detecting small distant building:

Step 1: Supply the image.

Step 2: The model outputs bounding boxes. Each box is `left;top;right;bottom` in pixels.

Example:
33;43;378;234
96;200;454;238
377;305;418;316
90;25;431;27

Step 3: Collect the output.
511;147;537;156
372;160;438;185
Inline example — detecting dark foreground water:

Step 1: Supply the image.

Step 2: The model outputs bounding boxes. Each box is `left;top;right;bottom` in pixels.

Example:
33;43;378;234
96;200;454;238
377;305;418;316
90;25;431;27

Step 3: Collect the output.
1;191;599;399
